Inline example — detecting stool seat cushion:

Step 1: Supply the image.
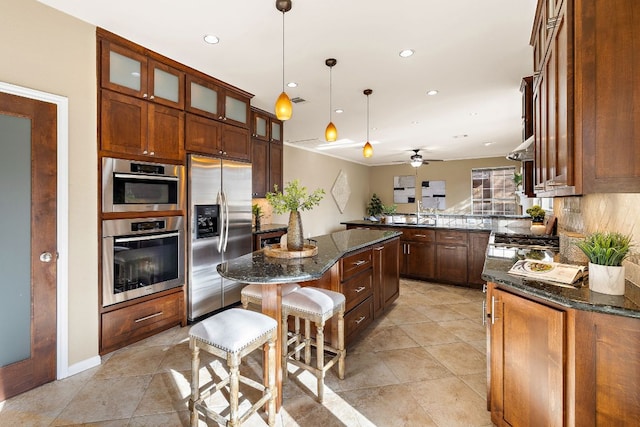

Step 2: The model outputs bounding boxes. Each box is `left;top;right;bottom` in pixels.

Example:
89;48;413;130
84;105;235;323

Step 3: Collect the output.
189;308;277;355
241;282;300;299
282;287;345;320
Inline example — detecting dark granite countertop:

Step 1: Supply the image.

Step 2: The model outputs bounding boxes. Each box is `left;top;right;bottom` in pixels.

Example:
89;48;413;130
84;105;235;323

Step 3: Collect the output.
253;223;288;235
341;219;531;234
482;234;640;319
218;229;402;285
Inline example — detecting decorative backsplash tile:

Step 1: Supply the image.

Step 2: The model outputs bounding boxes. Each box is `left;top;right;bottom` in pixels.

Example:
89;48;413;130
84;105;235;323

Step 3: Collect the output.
554;194;640;286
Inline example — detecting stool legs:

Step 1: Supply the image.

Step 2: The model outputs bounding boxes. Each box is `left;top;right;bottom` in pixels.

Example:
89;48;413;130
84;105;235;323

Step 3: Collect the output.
189;343;200;427
315;322;325;402
267;340;276;426
337;308;345;380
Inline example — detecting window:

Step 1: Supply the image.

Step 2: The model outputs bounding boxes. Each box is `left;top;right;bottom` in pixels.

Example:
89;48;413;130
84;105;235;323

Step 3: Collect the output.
471;167;517;215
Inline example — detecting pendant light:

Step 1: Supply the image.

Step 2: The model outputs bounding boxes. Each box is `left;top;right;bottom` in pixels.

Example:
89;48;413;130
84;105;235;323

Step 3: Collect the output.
274;0;293;120
363;89;374;158
325;58;338;142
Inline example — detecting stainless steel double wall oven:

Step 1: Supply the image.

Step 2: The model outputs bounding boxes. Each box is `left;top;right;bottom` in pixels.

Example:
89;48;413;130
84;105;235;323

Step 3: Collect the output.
101;157;185;307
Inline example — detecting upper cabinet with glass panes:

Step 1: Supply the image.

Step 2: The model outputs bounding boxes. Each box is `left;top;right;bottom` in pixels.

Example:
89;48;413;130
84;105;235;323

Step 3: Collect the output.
100;40;184;109
250;108;283;143
186;74;251;129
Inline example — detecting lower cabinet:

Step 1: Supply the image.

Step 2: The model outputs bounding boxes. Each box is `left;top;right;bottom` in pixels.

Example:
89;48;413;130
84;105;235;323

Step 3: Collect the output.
486;282;640;426
468;231;491;286
100;289;185;354
373;238;400;317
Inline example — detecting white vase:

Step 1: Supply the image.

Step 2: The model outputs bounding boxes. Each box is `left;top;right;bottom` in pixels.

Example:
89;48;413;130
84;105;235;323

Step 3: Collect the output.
530;222;546;236
588;262;625;295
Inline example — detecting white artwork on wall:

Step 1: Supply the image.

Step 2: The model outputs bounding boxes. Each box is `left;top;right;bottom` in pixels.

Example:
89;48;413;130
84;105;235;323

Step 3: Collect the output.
421;180;446;209
393;175;416;203
331;169;350;213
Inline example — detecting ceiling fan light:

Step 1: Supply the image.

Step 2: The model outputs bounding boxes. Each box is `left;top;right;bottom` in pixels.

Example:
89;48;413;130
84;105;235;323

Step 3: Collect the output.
363;141;373;158
275;91;292;120
410;159;423;167
325;122;338;142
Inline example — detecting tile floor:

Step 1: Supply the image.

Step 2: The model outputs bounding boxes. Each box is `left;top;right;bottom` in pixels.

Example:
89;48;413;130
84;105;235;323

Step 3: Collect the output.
0;279;493;426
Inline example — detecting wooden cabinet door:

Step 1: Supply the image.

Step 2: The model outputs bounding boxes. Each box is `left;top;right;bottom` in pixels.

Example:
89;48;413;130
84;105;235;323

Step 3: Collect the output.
382;239;400;308
100;89;147;156
221;124;250;161
468;232;490;286
489;287;564;427
436;244;468;285
251;109;270;141
148;104;184;161
186;75;221;120
223;91;250;129
100;40;148;99
270;119;283;143
185;113;221;155
269;142;283;193
403;241;436;280
148;59;185;109
251;138;269;197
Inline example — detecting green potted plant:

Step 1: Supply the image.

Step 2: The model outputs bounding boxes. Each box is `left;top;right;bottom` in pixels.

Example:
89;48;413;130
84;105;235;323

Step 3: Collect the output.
381;204;397;224
575;231;633;295
526;204;546;235
266;179;324;251
366;193;384;219
252;203;263;230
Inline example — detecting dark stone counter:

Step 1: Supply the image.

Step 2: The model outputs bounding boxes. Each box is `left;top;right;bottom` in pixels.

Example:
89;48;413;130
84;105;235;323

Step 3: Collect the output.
218;229;402;284
341;219;531;234
482;235;640;319
252;223;288;235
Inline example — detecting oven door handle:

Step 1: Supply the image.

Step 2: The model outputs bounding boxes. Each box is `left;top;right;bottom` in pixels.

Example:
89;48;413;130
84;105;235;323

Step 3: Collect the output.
113;173;179;182
222;190;230;252
114;231;179;244
217;191;224;253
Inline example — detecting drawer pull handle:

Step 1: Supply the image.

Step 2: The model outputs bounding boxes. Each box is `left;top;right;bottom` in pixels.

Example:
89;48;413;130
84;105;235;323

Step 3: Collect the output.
354;316;366;325
353;260;366;266
414;234;427;238
135;311;163;323
354;286;366;293
373;247;384;251
444;246;457;249
443;236;456;239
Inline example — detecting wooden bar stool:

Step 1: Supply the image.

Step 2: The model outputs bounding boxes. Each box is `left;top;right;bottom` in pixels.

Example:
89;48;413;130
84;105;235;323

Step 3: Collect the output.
281;287;346;403
189;308;277;427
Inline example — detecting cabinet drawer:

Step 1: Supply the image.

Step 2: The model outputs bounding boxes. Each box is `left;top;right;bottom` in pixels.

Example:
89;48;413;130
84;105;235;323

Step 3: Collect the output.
101;291;184;354
401;228;435;242
342;270;373;312
436;230;468;245
341;248;372;281
345;296;374;341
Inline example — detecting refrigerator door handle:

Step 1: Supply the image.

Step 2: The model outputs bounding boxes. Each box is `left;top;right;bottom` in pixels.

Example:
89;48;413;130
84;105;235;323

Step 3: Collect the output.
216;191;224;252
222;190;230;252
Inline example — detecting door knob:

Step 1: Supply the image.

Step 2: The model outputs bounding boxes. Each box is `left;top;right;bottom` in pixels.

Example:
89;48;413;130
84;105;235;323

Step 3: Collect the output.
40;252;54;263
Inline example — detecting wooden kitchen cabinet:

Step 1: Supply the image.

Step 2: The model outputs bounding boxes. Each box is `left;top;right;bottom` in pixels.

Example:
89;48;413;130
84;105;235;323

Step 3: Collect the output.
436;230;468;285
184;113;250;161
251;107;284;197
531;0;640;196
100;289;185;355
468;231;490;286
100;38;185;110
400;228;436;281
372;238;400;317
100;89;184;161
186;74;251;129
487;285;565;427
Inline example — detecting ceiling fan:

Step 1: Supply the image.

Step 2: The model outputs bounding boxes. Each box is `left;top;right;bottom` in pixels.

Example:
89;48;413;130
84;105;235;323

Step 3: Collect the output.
394;149;444;167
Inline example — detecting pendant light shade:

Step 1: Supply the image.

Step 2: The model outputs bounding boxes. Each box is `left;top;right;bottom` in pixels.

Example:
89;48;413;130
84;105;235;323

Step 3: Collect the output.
324;58;338;142
363;89;373;158
275;0;293;121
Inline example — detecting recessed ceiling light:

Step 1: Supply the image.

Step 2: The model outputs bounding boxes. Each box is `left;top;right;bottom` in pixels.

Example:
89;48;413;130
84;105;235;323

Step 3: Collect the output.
411;121;420;125
203;34;219;44
453;134;469;139
335;108;344;114
484;142;494;146
287;82;298;88
399;49;414;58
469;112;479;116
427;89;439;96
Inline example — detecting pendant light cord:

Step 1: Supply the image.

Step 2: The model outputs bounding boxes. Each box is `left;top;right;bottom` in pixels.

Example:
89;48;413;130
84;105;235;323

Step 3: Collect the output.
282;11;285;92
366;93;370;142
329;66;333;122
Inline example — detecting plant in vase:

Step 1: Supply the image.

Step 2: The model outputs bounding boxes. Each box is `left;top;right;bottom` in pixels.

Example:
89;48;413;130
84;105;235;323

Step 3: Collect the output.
526;204;546;236
381;204;397;224
366;193;384;220
266;179;324;251
252;204;263;231
575;231;633;295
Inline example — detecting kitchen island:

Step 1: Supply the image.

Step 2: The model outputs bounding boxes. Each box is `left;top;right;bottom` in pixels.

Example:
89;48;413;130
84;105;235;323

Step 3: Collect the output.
217;228;401;410
482;233;640;426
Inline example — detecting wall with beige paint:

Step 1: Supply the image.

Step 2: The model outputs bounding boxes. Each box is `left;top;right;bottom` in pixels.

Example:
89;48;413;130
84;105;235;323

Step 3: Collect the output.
1;1;98;366
255;146;371;236
369;157;518;214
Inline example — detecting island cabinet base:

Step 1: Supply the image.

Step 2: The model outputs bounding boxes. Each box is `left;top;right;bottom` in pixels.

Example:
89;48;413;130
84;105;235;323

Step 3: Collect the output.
301;237;400;347
486;282;640;426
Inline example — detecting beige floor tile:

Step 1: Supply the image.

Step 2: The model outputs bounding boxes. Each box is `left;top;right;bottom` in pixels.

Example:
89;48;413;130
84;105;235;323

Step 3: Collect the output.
426;342;486;376
348;324;419;354
52;375;152;425
422;304;469;322
94;345;168;379
449;301;486;321
382;304;434;324
129;410;191;426
377;346;453;383
325;351;400;392
438;318;487;342
460;373;489;399
398;321;460;347
133;370;191;416
411;376;492;426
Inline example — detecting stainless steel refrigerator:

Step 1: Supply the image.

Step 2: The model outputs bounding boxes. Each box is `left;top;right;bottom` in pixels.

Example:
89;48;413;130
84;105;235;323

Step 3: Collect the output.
187;154;252;321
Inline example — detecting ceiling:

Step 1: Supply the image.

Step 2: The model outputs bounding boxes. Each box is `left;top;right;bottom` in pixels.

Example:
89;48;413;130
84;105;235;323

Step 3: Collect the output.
39;0;538;166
